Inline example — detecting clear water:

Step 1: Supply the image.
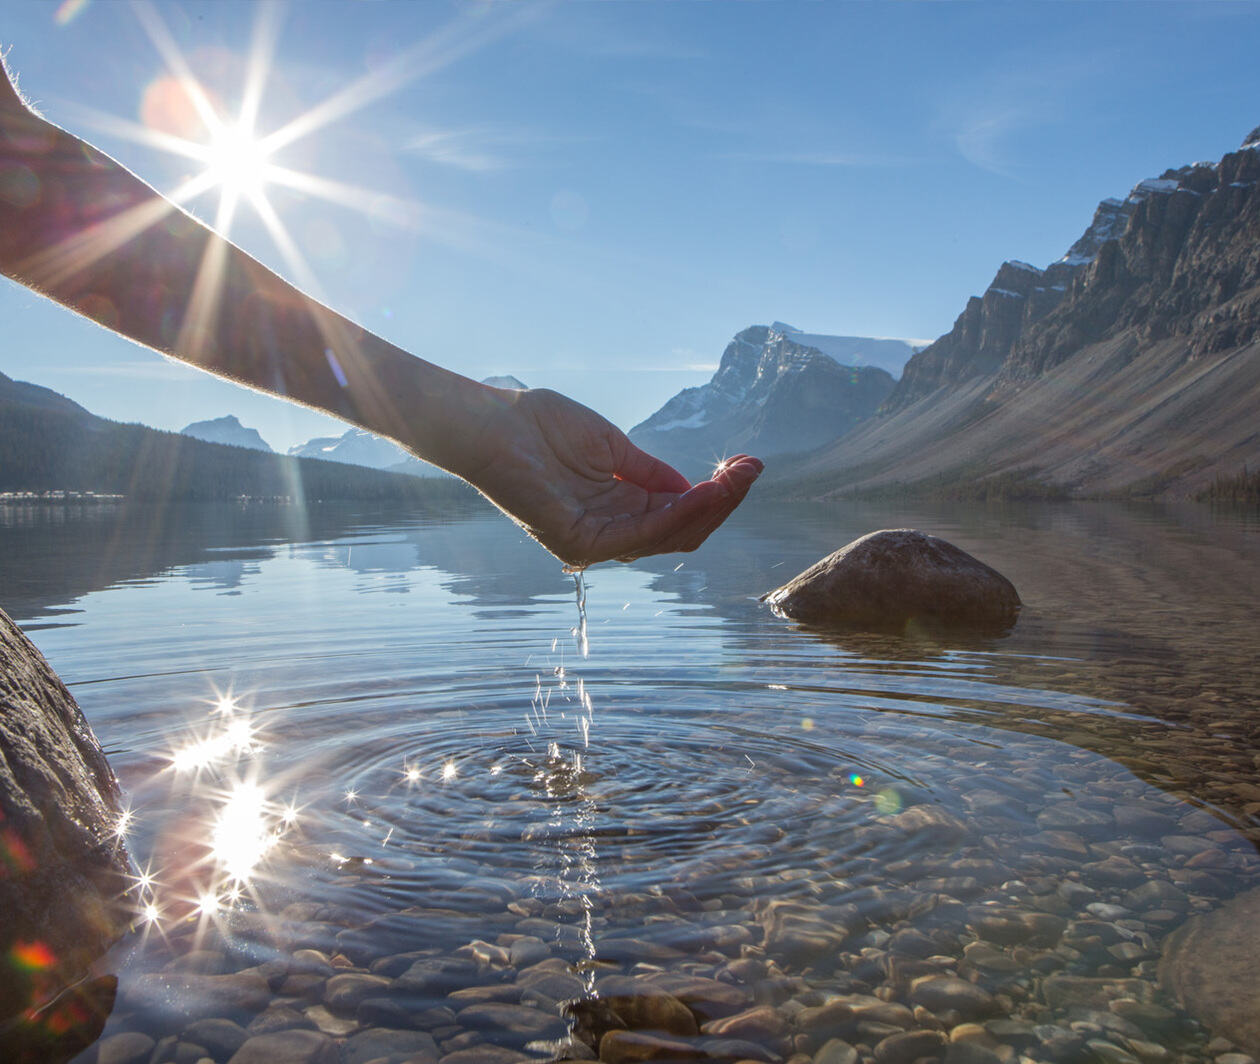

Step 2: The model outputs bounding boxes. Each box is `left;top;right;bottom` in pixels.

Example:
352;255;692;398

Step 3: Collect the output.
3;498;1258;1062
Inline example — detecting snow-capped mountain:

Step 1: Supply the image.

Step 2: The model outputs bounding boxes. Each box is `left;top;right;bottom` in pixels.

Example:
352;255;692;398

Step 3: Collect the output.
288;427;409;469
767;325;923;378
180;415;273;452
629;325;897;480
287;376;529;475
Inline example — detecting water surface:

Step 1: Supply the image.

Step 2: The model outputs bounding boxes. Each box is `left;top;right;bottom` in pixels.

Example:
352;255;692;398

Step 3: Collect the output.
3;498;1257;1063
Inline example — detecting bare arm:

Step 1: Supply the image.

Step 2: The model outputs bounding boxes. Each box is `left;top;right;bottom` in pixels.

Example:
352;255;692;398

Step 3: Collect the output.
0;59;761;566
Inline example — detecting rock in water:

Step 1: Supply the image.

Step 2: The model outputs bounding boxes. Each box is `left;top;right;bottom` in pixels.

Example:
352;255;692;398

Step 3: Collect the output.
761;529;1020;632
0;606;133;1026
1159;886;1260;1055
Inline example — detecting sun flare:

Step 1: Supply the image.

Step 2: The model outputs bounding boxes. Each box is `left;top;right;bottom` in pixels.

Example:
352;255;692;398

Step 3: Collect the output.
206;122;275;201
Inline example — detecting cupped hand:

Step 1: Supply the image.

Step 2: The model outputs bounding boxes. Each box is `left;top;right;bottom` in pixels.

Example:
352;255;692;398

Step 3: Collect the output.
460;387;763;568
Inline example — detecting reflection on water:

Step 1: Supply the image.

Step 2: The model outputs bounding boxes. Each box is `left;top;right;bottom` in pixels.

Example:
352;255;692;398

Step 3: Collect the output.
0;499;1258;1062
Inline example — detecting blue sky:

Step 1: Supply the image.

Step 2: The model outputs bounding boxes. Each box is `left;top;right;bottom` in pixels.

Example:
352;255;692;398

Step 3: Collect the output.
2;1;1258;452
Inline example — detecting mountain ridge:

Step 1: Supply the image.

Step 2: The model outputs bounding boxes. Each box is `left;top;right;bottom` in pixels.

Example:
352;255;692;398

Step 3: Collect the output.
777;128;1260;500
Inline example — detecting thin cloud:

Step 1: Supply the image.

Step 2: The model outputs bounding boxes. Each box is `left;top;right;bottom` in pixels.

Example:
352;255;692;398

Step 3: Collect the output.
406;128;512;173
45;359;201;382
403;125;596;173
952;109;1025;177
720;148;913;168
937;45;1130;178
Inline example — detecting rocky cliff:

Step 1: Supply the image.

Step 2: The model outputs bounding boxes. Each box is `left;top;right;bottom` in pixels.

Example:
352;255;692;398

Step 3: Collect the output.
781;126;1260;499
630;325;897;480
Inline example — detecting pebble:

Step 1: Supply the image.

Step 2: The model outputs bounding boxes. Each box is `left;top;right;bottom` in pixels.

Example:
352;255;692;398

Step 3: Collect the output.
598;1029;708;1062
813;1038;859;1064
181;1018;248;1059
943;1044;1004;1064
509;936;552;967
247;1007;317;1035
908;976;996;1021
701;1004;786;1041
1122;880;1190;913
225;1030;340;1064
873;1028;947;1064
597;976;699;1037
455;1002;568;1046
125;971;272;1027
702;1036;781;1062
341;1027;439;1064
96;1032;157;1064
439;1048;531;1064
323;972;390;1014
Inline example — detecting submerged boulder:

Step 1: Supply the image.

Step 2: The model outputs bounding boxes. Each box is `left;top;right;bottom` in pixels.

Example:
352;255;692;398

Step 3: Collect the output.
1159;886;1260;1055
0;606;133;1027
761;529;1020;633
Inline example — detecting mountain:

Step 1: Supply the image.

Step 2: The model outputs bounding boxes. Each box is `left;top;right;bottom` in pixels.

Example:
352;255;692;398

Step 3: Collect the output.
0;372;474;504
767;325;923;378
287;375;529;476
288;427;410;469
482;375;528;390
181;415;273;453
629;325;897;480
778;126;1260;500
0;372;94;419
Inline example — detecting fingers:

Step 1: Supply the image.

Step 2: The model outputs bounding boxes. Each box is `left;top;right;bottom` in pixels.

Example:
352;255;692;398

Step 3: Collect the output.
613;440;692;495
598;454;764;563
663;455;763;553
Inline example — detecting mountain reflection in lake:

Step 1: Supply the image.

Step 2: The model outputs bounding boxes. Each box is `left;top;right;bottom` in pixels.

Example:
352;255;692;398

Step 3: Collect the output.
3;498;1258;1063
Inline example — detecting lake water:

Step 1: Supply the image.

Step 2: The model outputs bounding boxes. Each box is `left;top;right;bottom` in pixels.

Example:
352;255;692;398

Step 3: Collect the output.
3;497;1259;1064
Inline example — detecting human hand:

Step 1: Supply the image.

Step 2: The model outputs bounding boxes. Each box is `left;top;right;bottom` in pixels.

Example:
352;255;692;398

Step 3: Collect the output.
458;387;763;568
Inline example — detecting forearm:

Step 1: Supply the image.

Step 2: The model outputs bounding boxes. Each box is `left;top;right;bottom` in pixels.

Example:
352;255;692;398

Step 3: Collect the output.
0;95;499;475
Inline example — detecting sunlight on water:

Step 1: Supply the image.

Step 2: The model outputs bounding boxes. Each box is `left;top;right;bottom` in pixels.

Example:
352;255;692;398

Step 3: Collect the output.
210;781;278;884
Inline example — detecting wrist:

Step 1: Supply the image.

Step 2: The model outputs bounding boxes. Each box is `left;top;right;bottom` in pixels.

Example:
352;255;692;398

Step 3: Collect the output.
382;353;508;479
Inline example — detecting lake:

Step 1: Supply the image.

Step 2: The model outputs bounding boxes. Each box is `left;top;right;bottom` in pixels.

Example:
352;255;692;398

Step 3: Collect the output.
3;496;1258;1064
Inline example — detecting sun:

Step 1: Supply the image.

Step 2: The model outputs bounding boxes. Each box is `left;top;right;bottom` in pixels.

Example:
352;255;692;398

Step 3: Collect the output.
205;121;275;202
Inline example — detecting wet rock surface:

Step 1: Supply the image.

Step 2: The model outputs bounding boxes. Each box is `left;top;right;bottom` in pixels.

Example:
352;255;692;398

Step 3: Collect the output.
761;530;1020;633
1159;886;1260;1055
0;606;133;1025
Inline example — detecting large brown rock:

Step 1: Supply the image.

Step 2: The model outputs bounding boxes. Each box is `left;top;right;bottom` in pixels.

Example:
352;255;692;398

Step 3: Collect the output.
761;529;1019;633
0;606;133;1024
1159;886;1260;1055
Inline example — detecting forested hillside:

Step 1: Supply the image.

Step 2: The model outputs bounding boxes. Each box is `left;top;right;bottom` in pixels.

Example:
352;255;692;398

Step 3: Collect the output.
0;373;474;504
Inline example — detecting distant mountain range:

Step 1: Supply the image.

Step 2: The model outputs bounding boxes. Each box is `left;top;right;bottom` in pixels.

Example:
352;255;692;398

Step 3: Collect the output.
760;125;1260;501
629;325;914;480
285;375;529;476
0;372;473;504
181;415;273;453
